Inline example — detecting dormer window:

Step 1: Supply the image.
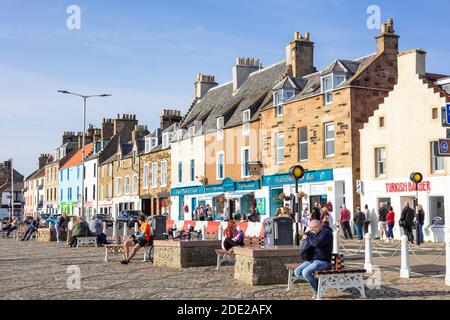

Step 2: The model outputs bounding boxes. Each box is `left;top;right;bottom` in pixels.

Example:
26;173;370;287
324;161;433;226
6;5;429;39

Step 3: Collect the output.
217;117;224;140
150;137;158;150
321;74;346;105
162;132;170;149
242;109;250;135
273;89;295;117
145;138;151;153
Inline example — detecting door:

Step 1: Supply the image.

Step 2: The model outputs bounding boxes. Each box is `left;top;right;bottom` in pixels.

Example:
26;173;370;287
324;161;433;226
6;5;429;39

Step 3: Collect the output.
310;195;327;209
178;196;184;220
191;198;197;220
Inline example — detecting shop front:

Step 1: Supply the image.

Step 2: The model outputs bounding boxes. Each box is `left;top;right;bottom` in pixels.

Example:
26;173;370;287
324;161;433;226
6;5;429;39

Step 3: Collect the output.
98;199;113;217
60;202;78;216
360;176;450;242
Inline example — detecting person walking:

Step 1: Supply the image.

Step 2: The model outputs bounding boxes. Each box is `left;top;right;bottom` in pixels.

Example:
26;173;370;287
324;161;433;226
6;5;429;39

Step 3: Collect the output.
363;205;371;235
417;204;425;244
311;203;321;221
386;206;395;242
198;205;205;221
378;203;389;241
339;204;353;240
400;202;415;244
320;207;330;229
55;214;66;243
21;217;39;241
353;207;365;240
301;208;311;234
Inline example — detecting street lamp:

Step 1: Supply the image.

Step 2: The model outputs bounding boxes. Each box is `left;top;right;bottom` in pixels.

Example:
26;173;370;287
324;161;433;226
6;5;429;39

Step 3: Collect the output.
410;172;423;246
289;165;305;246
58;90;111;218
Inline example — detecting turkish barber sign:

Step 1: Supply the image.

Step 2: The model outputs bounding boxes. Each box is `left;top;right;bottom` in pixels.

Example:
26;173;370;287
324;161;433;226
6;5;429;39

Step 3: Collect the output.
442;104;450;127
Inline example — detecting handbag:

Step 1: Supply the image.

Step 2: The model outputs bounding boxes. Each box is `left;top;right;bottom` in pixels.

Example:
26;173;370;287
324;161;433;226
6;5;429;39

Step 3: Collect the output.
399;220;405;228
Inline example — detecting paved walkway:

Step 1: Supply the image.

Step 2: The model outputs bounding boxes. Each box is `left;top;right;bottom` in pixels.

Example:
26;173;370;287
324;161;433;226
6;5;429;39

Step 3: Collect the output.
0;238;449;300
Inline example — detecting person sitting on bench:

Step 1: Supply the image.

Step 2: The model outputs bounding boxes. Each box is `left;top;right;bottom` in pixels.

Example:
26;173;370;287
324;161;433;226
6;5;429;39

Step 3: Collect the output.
6;216;19;238
68;217;89;247
293;219;333;297
121;215;151;264
222;221;244;251
89;214;108;246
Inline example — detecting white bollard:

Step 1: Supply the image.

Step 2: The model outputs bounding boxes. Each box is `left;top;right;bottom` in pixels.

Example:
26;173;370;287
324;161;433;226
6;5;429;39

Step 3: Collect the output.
293;226;297;246
102;222;107;234
112;220;117;238
333;230;339;254
134;222;139;233
123;222;127;237
445;228;450;286
0;221;3;231
364;233;373;273
400;235;410;279
201;224;206;240
218;223;223;241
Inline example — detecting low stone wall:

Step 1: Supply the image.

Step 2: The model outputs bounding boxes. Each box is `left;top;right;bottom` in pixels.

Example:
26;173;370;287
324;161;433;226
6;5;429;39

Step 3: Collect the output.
153;240;222;269
37;228;67;242
234;246;301;286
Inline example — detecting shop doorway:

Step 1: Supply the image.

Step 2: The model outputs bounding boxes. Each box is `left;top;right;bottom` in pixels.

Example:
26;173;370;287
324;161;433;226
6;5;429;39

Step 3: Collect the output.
142;198;151;216
269;188;284;217
310;195;327;210
399;196;414;211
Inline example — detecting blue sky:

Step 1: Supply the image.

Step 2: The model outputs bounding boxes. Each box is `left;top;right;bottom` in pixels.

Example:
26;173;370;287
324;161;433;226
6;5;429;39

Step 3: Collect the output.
1;0;450;176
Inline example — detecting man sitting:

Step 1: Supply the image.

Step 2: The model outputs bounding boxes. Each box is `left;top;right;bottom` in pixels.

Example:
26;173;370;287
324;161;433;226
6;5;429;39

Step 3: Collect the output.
68;217;89;247
294;219;333;298
121;215;151;264
89;214;108;246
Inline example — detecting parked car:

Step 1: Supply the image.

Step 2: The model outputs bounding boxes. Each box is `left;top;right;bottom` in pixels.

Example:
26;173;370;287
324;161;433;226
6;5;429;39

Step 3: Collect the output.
0;209;9;229
38;213;51;227
96;214;113;227
116;210;143;228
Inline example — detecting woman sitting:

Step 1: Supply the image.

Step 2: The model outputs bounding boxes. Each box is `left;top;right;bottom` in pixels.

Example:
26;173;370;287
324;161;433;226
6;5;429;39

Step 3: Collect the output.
222;221;244;251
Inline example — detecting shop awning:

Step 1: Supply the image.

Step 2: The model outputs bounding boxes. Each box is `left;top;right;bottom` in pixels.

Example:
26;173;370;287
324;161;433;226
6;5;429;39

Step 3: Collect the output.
196;193;224;201
224;191;254;199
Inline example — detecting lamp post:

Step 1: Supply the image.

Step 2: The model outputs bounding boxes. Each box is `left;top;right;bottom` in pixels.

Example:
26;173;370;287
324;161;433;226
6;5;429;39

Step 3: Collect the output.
289;165;305;246
58;91;111;218
410;172;423;246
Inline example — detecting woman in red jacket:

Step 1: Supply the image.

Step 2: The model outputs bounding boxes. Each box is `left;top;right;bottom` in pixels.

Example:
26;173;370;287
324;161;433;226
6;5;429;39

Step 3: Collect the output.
386;206;395;242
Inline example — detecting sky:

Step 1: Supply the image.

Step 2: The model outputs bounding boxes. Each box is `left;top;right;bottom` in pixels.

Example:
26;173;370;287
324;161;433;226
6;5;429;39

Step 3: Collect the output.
1;0;450;177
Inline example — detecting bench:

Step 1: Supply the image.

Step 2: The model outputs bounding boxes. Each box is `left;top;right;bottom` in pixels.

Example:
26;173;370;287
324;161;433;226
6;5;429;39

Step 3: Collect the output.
285;254;366;300
76;237;98;247
215;237;264;270
104;238;154;263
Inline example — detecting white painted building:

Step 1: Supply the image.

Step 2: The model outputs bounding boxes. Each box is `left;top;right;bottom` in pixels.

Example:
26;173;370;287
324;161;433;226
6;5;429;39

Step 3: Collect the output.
360;49;450;242
83;157;98;219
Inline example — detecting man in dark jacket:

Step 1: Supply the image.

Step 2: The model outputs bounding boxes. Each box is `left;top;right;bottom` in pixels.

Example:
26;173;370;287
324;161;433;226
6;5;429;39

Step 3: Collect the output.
353;208;366;240
311;203;321;221
294;220;333;297
400;202;415;244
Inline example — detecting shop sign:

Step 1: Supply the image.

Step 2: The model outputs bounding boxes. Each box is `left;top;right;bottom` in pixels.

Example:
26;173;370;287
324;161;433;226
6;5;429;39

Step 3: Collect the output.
236;180;260;191
385;181;431;193
171;186;204;196
262;169;333;187
222;178;236;192
310;183;328;195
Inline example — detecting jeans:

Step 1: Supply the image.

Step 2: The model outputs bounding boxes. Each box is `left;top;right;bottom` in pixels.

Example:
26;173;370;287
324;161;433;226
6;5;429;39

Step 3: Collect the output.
55;226;61;242
293;260;332;292
341;221;353;239
387;223;395;239
6;225;17;237
419;225;424;243
403;225;414;243
354;224;363;240
22;227;36;241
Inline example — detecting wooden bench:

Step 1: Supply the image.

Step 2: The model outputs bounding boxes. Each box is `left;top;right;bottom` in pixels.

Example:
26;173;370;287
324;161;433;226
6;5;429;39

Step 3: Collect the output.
215;237;264;270
285;254;366;300
104;238;154;263
76;237;98;247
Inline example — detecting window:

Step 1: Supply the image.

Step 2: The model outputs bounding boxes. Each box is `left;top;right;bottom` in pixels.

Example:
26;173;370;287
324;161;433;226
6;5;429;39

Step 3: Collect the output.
151;137;158;150
241;147;250;177
217;117;224;140
77;187;80;201
161;161;167;187
335;75;346;87
125;176;130;194
324;123;335;157
60;189;63;201
322;75;333;104
93;163;97;177
190;159;195;182
217;152;225;180
432;108;439;120
162;133;170;149
93;185;96;200
152;163;158;188
276;133;284;164
145;138;151;153
67;169;69;180
117;177;122;195
143;164;149;189
68;187;72;201
133;175;138;194
299;127;308;161
273;90;295;117
60;171;63;182
178;161;183;183
431;142;445;173
378;117;385;128
375;147;387;177
243;110;250;135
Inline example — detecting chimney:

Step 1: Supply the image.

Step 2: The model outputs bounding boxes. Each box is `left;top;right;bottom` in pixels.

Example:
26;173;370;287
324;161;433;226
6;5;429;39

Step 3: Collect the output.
286;32;315;78
398;49;426;82
62;131;77;144
232;58;261;92
38;154;50;169
101;118;114;139
160;109;182;130
114;113;138;142
376;19;399;55
194;73;218;100
132;125;150;142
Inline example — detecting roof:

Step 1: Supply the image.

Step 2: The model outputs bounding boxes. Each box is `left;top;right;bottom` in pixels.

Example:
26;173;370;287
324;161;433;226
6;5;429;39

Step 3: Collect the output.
60;143;94;170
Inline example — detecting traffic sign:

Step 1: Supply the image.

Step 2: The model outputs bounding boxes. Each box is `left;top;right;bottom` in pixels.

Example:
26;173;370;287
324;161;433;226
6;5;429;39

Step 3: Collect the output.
442;104;450;127
435;139;450;157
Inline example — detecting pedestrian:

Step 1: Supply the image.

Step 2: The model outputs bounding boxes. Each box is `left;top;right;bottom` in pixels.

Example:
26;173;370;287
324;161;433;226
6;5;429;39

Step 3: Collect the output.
248;207;258;223
320;207;330;228
339;204;353;240
353;207;365;240
400;202;415;244
363;204;371;235
5;216;19;238
417;204;425;243
311;202;321;221
221;221;244;251
378;202;388;241
21;217;39;241
386;206;395;242
294;220;333;299
301;208;311;234
89;214;108;246
199;205;205;221
67;216;77;244
222;205;230;221
55;214;66;243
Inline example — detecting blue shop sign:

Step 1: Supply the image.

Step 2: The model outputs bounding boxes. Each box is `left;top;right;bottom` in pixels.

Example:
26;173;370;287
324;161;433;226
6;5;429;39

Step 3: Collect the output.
262;169;334;187
236;180;260;191
171;186;204;196
171;179;261;196
222;178;235;191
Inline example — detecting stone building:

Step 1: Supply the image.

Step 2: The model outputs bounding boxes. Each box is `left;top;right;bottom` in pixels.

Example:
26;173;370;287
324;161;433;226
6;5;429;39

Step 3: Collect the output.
360;49;450;242
0;160;24;217
139;109;181;216
24;154;51;217
259;20;400;222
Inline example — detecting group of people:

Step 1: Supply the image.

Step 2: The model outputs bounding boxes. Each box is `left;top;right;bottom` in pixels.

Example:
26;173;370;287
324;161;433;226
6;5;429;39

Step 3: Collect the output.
189;204;260;223
191;204;214;221
67;215;109;247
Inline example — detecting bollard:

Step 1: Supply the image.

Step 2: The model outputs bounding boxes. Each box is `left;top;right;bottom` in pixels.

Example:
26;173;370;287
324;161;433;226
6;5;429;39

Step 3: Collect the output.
364;233;373;273
112;220;117;238
400;235;410;279
218;223;223;241
293;226;297;246
445;228;450;286
134;222;139;233
0;221;3;231
102;222;107;235
332;229;339;254
123;222;127;237
201;224;206;241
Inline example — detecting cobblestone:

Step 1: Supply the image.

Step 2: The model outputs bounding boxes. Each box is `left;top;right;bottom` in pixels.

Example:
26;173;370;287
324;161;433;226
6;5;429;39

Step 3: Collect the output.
0;238;449;300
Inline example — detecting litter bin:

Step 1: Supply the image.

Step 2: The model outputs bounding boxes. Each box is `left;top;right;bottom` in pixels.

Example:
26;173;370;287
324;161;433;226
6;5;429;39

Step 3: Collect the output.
151;215;167;240
263;216;293;247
